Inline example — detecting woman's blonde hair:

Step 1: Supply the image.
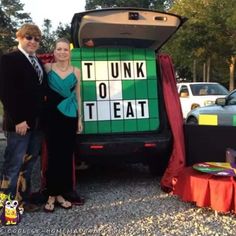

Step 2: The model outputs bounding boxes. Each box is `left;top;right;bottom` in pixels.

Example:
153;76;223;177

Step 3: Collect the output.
54;38;70;49
16;24;42;38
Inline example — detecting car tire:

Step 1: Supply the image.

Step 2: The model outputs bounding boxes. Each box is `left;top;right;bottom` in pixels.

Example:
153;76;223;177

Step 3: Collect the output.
187;117;198;125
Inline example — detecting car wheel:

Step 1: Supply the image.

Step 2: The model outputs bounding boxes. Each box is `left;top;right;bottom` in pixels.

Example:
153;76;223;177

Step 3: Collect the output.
187;117;198;125
191;104;200;110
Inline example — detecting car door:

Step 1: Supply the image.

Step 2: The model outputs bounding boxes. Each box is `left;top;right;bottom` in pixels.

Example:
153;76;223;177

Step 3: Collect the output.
178;84;191;118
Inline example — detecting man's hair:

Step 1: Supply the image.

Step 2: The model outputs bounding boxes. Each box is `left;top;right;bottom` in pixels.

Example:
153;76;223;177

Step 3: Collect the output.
16;24;42;38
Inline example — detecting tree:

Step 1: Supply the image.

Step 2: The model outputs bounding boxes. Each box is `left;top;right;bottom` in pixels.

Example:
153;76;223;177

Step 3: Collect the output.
164;0;236;88
85;0;173;11
0;0;31;54
54;23;71;42
38;19;55;53
38;21;71;54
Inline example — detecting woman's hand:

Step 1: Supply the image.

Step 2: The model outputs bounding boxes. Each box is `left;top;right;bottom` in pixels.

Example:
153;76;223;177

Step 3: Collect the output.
77;117;83;134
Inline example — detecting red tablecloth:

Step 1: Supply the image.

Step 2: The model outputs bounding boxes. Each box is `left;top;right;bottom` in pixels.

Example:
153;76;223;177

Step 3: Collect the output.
173;166;236;213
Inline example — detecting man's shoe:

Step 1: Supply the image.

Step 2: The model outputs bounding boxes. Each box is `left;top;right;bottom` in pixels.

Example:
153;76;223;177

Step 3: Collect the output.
63;191;85;206
23;203;41;213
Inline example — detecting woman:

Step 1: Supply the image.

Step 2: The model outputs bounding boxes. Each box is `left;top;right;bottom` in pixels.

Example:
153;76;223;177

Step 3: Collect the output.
43;38;83;212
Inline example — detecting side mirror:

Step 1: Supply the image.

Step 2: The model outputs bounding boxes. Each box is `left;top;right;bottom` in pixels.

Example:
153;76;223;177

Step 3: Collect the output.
215;97;226;106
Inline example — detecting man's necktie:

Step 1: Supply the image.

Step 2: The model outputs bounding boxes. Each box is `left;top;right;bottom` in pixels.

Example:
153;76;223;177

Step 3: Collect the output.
29;56;43;84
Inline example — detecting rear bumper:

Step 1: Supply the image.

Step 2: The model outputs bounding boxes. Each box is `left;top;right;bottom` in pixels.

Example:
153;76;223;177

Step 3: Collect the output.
75;132;172;161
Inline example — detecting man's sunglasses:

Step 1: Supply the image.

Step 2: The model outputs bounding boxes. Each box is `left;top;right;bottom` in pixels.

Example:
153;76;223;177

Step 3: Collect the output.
25;35;41;42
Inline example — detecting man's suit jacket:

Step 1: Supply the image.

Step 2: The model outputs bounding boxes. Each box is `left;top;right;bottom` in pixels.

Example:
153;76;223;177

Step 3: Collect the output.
0;50;48;131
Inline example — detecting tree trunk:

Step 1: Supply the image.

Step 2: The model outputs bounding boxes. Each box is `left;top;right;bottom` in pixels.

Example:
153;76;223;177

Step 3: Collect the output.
203;62;206;82
193;59;197;82
229;56;235;91
207;58;211;82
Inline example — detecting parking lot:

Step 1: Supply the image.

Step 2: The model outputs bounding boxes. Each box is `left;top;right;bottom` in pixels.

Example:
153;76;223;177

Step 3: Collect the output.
1;139;236;235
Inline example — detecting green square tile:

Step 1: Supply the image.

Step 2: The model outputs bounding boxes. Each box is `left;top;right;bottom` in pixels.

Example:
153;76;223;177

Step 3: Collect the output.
145;49;156;60
137;119;150;131
82;81;96;100
84;121;98;134
149;99;159;118
98;121;111;133
111;120;124;132
233;115;236;126
71;60;81;69
146;60;157;80
71;48;81;60
148;80;158;99
108;48;120;60
133;49;146;60
135;80;148;99
81;48;95;60
95;48;108;61
80;81;84;103
122;80;135;99
120;48;133;60
124;120;137;132
149;118;160;130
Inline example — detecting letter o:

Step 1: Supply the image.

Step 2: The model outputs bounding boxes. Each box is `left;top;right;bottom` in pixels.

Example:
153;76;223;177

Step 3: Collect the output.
99;83;107;99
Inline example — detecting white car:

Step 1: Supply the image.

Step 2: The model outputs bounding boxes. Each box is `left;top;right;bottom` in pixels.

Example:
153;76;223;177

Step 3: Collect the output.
177;82;229;118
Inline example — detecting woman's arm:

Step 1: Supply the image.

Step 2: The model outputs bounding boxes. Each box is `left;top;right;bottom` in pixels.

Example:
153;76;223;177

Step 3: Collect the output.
74;67;83;133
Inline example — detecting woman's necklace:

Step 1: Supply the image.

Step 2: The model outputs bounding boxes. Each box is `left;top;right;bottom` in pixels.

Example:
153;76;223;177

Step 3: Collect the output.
55;63;70;72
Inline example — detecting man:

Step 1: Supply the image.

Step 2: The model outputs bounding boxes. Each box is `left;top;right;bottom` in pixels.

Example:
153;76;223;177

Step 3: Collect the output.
0;24;47;212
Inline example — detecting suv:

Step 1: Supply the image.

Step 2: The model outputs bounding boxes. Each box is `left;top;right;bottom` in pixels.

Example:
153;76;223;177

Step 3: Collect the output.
177;82;229;119
70;8;185;174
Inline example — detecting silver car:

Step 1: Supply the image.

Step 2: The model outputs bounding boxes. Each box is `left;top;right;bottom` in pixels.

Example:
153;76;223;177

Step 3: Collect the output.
186;89;236;126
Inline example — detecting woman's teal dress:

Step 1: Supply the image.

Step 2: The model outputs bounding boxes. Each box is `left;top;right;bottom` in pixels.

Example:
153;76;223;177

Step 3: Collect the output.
45;70;78;196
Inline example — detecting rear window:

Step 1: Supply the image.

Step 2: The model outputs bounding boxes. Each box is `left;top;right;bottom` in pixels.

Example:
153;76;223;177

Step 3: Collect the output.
190;84;229;96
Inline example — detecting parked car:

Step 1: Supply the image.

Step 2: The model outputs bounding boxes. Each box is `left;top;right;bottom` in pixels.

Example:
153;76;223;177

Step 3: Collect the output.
177;82;229;119
70;8;185;174
186;89;236;125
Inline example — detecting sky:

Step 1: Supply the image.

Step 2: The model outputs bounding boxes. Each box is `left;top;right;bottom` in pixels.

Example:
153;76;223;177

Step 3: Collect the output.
21;0;86;29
